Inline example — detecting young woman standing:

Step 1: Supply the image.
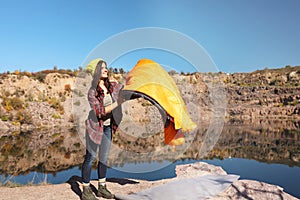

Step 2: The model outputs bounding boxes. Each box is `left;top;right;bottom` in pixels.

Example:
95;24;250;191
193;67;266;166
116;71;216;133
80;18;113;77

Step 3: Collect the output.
81;59;123;200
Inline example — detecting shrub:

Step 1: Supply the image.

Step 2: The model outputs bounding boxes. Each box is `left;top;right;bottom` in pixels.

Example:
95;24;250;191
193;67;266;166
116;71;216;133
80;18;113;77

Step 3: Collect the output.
33;72;47;83
69;114;74;122
2;99;12;111
15;110;33;124
53;113;61;119
74;101;80;106
74;143;81;148
37;91;46;102
289;100;298;106
168;70;177;76
1;97;24;111
48;97;64;114
51;133;61;138
0;90;10;98
60;95;66;102
10;97;24;110
13;88;25;97
25;92;35;102
64;84;72;92
1;115;9;121
141;101;152;106
1;143;13;155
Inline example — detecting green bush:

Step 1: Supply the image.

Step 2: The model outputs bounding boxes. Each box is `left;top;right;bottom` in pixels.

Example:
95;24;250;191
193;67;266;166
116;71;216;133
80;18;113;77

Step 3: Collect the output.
74;101;80;106
1;115;9;121
2;97;24;111
53;113;61;119
0;90;10;98
74;143;81;148
34;72;47;83
48;97;64;114
15;110;33;124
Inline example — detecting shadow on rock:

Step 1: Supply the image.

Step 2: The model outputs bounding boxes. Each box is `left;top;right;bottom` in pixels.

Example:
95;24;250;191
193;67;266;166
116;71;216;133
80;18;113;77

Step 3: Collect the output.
107;178;139;185
66;175;83;198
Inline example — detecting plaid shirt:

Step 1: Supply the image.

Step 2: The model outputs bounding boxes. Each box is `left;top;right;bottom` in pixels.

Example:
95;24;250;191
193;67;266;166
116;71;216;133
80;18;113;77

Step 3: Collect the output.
85;81;123;144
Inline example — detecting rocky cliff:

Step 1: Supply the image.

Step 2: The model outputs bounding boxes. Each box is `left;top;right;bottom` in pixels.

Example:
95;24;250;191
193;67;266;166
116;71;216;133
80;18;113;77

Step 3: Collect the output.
0;66;299;133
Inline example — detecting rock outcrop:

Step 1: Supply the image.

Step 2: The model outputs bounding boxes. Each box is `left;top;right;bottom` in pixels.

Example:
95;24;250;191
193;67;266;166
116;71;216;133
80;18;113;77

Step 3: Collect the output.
1;66;299;134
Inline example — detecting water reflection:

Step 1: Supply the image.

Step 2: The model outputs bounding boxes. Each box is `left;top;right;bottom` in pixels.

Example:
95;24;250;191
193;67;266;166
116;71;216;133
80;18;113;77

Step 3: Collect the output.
0;119;299;177
0;126;85;176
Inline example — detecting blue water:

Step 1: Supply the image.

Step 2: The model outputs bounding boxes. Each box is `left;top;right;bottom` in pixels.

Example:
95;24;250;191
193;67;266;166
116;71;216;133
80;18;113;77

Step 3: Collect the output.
1;158;300;198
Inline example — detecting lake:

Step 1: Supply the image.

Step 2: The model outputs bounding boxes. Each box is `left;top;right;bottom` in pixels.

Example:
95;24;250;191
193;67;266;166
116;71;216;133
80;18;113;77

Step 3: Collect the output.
0;119;299;198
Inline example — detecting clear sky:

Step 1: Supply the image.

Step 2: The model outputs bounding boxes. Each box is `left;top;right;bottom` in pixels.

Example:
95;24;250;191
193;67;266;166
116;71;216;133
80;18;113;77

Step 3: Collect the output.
0;0;299;73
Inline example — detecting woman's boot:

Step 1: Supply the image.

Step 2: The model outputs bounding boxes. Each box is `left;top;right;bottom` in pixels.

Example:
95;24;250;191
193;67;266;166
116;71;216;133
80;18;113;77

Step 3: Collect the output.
97;184;114;199
82;186;97;200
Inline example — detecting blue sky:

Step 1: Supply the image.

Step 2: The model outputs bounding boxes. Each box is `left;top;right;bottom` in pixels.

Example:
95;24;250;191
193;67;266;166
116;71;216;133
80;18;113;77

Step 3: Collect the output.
0;0;299;73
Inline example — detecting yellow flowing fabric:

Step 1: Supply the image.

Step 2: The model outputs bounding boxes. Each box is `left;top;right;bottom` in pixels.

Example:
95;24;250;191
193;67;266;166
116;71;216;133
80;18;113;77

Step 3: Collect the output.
124;59;197;146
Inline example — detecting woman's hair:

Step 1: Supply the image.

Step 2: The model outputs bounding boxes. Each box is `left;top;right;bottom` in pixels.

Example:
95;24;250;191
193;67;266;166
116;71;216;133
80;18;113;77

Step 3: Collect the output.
91;60;112;93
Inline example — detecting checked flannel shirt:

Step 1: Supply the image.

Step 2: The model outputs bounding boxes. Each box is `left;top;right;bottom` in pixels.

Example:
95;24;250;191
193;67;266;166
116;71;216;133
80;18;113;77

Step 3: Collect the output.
85;81;123;144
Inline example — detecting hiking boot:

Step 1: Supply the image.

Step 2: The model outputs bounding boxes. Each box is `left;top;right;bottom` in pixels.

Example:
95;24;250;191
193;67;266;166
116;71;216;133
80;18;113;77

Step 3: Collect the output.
82;186;97;200
97;184;114;199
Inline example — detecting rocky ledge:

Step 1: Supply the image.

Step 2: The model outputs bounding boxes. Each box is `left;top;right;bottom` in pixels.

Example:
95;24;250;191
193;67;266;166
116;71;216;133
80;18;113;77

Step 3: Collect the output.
1;66;300;134
0;162;297;200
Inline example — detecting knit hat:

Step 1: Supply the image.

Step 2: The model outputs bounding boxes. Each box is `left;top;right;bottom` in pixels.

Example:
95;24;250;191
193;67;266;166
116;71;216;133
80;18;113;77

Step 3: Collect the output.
85;58;103;75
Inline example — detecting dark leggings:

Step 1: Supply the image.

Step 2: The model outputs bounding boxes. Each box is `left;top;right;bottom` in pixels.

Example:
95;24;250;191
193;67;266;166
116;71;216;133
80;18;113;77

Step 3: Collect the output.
82;126;112;184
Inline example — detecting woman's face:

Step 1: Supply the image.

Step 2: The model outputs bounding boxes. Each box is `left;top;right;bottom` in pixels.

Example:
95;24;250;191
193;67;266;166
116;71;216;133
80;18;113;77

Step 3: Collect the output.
101;62;108;79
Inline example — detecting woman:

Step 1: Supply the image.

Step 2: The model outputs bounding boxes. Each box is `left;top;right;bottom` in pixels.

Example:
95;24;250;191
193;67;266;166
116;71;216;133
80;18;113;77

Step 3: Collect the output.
81;59;123;200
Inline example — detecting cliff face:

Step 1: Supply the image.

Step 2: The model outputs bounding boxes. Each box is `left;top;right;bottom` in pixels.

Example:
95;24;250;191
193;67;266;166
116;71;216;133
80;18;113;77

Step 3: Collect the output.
0;72;75;133
224;66;300;119
0;66;299;133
